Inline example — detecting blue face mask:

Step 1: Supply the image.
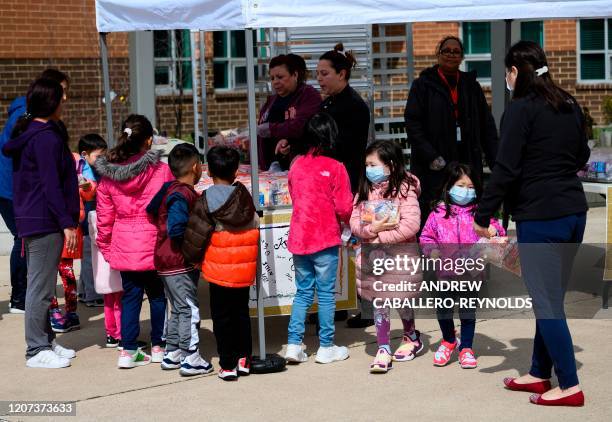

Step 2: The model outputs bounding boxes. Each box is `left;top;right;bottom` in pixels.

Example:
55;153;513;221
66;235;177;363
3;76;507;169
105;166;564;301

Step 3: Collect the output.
449;186;476;205
366;166;389;184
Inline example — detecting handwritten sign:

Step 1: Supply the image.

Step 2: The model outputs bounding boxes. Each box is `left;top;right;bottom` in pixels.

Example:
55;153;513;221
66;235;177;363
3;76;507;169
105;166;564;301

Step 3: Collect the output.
249;209;357;316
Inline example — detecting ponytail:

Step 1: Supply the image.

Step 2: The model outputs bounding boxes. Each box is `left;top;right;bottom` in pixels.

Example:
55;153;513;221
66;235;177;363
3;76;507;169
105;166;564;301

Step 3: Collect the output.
319;43;357;80
106;114;154;163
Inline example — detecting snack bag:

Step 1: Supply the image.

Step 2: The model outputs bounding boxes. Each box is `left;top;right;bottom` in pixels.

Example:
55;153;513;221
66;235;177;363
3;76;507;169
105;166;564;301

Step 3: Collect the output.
360;200;399;225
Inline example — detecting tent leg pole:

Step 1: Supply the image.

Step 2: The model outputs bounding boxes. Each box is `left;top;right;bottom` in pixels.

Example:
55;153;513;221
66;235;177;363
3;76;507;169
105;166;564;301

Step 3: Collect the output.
245;29;265;361
99;32;114;146
190;31;200;148
199;30;209;156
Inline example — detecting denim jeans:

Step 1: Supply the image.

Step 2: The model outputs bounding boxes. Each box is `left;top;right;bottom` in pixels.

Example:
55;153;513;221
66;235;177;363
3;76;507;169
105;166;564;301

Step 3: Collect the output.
517;212;586;389
288;246;339;348
119;271;167;351
0;197;27;307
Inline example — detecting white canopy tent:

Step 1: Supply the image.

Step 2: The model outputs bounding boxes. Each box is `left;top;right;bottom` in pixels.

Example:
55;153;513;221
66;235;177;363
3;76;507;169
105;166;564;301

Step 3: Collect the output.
97;0;612;31
94;0;612;367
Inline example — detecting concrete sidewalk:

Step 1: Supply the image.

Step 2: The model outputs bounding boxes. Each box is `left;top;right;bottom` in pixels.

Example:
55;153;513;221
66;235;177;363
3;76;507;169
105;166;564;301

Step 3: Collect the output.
0;207;610;421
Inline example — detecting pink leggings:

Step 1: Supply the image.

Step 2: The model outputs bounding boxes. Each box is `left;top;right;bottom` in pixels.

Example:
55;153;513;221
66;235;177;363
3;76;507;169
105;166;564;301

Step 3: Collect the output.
104;292;123;339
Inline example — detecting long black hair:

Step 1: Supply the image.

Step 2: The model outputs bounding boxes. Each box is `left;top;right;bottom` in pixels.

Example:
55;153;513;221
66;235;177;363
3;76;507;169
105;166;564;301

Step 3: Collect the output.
106;114;153;163
301;112;338;157
505;41;573;112
357;139;417;203
434;162;482;218
11;78;64;140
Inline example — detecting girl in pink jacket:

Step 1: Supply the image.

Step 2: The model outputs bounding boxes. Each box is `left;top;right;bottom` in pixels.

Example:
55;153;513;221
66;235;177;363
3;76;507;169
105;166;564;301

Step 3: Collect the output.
420;162;505;369
350;140;423;373
95;114;173;369
285;113;354;365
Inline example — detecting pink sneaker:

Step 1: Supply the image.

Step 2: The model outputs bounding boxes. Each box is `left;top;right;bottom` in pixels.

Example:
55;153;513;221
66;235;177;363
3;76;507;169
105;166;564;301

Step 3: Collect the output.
393;331;423;362
459;348;477;369
433;339;460;367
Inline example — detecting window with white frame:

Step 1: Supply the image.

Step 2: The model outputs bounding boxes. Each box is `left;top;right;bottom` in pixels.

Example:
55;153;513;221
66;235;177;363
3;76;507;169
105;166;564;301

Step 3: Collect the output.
578;19;612;82
154;30;193;95
462;22;492;83
461;21;544;83
213;30;265;91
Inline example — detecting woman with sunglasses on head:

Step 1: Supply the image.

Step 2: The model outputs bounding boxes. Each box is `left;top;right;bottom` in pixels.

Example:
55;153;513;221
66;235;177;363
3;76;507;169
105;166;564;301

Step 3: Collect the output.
404;36;499;225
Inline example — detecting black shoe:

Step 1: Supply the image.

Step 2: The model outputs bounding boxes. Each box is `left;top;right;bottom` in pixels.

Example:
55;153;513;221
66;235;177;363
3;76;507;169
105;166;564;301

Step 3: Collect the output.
106;335;120;348
346;313;374;328
85;299;105;308
334;310;348;321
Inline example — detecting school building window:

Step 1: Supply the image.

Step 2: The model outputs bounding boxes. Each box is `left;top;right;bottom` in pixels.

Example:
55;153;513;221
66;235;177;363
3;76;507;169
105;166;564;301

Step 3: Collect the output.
521;21;544;46
154;30;193;95
462;22;492;82
213;30;265;91
578;19;612;82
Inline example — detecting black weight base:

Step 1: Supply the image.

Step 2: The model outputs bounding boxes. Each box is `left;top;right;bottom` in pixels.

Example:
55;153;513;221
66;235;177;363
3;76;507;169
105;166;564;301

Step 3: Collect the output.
250;354;286;374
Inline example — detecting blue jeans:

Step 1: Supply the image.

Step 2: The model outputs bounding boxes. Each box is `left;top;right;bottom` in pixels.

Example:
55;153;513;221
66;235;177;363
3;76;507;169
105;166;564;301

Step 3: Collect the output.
517;212;586;389
0;197;27;307
120;271;167;350
288;247;339;347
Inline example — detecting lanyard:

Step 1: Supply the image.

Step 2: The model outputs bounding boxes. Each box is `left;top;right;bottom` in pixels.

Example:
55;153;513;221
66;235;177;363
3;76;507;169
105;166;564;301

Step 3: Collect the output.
437;68;460;120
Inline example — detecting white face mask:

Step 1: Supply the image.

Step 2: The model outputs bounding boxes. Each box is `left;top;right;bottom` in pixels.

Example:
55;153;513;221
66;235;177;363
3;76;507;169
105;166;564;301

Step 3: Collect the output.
505;75;513;92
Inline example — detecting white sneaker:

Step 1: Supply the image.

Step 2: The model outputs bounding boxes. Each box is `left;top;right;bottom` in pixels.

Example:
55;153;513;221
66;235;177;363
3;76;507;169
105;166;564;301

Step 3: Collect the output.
180;352;214;377
151;345;165;363
315;345;349;364
52;341;76;359
285;344;308;363
8;303;25;314
161;349;184;370
117;349;151;368
26;349;71;369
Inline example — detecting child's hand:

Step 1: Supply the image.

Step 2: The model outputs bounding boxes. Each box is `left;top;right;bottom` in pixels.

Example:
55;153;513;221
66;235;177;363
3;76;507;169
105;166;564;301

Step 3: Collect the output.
430;249;441;259
487;225;498;237
370;215;398;234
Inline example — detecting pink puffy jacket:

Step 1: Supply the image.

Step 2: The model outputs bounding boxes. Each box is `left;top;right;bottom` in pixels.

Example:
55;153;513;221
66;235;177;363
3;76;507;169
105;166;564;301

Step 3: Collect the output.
349;175;422;302
420;203;505;246
287;153;353;255
95;150;173;271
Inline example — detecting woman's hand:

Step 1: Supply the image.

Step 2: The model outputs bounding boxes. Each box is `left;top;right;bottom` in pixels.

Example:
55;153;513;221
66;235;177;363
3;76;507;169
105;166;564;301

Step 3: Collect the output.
370;215;399;234
473;222;491;239
64;228;77;252
487;225;498;237
275;139;290;156
429;156;447;171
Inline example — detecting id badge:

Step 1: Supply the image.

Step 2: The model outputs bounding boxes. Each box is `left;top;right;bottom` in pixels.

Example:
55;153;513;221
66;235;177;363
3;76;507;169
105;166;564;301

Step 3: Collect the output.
456;124;462;143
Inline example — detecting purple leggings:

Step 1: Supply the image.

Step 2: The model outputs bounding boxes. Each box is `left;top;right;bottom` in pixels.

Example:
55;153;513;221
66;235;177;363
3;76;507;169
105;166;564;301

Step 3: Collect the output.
374;306;415;347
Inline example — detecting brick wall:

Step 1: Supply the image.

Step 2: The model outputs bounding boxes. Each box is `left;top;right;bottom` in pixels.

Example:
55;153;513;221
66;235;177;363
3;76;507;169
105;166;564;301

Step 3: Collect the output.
0;58;129;148
0;1;127;59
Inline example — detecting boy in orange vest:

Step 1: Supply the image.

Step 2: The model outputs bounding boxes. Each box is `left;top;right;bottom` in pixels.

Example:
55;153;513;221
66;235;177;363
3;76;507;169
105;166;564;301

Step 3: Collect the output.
182;145;259;381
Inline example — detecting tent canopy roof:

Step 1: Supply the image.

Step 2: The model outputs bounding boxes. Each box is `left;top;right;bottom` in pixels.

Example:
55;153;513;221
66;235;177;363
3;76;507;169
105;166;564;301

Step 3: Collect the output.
96;0;612;32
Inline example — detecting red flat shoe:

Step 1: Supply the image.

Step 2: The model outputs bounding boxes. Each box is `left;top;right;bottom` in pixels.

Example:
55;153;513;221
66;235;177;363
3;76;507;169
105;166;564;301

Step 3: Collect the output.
503;377;552;394
529;391;585;407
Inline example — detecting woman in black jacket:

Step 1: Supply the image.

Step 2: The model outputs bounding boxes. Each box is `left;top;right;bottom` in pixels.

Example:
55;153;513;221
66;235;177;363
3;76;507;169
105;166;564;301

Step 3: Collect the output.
474;41;589;407
317;43;371;193
404;36;498;223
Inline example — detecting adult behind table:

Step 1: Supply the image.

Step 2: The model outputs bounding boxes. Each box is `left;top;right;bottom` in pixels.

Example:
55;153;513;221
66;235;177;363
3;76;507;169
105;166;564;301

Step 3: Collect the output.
404;36;498;225
317;43;371;326
474;41;590;407
257;53;321;170
0;68;69;314
317;43;370;192
2;78;79;369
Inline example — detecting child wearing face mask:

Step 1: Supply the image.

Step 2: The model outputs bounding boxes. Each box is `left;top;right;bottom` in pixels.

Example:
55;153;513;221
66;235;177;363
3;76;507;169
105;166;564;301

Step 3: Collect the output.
350;140;423;373
420;162;505;369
